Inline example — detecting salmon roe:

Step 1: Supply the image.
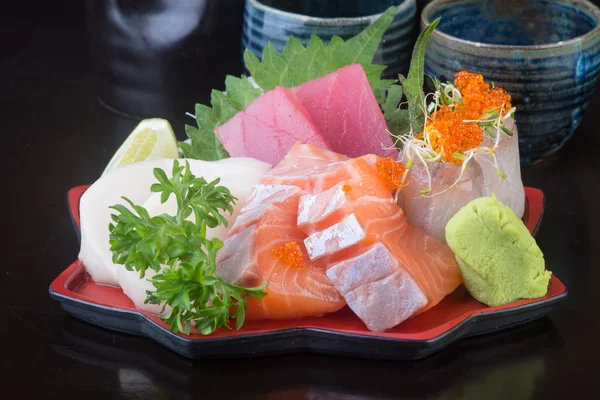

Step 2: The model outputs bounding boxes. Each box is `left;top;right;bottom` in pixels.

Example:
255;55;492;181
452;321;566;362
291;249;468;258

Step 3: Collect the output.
375;156;406;190
425;71;513;164
271;241;305;269
341;184;352;193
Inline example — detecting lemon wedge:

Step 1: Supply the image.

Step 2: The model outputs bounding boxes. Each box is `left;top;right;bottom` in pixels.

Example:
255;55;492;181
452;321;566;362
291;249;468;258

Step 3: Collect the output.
102;119;179;176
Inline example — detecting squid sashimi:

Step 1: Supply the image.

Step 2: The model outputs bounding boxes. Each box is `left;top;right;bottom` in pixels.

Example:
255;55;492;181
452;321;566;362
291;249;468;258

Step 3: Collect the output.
260;144;461;331
216;184;345;320
214;86;332;166
78;157;271;315
291;64;398;159
397;71;525;243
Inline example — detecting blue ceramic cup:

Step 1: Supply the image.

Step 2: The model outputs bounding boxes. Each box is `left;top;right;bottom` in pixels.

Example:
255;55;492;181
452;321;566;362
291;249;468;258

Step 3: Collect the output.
422;0;600;164
242;0;417;78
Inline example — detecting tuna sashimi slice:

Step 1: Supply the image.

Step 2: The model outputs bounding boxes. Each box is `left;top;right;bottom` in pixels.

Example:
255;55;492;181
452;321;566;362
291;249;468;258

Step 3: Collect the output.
291;64;398;159
214;87;332;166
216;184;345;320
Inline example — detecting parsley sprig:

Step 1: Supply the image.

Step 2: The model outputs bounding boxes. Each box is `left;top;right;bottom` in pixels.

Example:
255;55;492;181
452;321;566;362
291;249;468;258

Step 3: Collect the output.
108;160;267;335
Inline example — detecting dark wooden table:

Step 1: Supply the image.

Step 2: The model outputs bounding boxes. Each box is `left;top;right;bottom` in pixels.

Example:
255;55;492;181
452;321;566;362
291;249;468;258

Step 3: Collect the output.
2;2;599;399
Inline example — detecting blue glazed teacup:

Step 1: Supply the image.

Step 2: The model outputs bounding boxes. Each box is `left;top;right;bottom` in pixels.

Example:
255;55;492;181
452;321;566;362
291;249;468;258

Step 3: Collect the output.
242;0;418;78
422;0;600;164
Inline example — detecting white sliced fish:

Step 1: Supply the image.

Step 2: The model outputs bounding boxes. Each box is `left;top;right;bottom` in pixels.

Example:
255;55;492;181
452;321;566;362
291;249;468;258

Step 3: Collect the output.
78;157;271;315
398;118;525;243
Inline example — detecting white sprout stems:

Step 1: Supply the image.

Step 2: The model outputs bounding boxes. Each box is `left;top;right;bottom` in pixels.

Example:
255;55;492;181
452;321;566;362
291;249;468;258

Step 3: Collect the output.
412;145;434;194
421;149;477;198
494;108;503;148
387;79;513;199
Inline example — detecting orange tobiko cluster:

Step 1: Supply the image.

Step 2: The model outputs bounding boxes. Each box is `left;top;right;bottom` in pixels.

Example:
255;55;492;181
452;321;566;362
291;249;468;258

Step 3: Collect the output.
426;105;484;164
271;241;305;269
454;71;512;120
425;71;513;164
375;156;406;191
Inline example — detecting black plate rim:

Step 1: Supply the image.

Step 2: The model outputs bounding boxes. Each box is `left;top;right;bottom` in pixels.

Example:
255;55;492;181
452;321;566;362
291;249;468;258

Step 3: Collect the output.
49;281;568;360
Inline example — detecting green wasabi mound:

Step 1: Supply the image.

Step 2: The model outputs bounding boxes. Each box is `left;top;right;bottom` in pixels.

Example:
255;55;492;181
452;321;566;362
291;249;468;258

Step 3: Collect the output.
445;195;551;307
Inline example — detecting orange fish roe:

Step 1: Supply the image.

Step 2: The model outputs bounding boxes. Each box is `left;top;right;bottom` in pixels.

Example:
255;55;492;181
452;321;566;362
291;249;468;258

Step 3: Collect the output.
425;71;513;164
271;241;305;269
341;184;352;192
375;156;406;190
426;105;484;164
454;71;512;119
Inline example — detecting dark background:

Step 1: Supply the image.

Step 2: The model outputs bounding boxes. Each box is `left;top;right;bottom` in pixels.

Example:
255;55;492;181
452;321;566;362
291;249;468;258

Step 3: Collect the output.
1;1;600;398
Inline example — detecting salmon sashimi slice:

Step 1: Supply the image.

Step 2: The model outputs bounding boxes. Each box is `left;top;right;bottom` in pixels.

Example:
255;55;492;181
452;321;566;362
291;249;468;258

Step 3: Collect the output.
291;64;398;159
299;178;462;311
274;148;462;331
216;184;345;320
326;243;428;332
297;173;390;234
228;184;301;235
214;87;332;166
261;143;379;193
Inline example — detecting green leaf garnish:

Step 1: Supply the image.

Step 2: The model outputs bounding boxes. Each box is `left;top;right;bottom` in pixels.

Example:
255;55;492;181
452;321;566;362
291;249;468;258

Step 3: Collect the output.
182;6;429;160
500;124;514;136
398;18;441;137
382;85;411;146
451;152;466;161
245;6;398;103
180;77;261;160
432;76;452;106
382;85;404;117
485;126;497;139
108;160;268;335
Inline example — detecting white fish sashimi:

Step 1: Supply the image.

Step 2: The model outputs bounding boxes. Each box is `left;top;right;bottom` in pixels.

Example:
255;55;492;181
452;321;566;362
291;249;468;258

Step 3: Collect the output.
142;157;272;240
398;118;525;243
78;159;174;286
117;268;165;315
78;157;271;315
477;118;525;217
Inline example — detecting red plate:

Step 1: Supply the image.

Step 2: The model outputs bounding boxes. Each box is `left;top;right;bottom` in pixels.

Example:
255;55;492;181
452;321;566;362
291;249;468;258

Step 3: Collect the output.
50;186;566;360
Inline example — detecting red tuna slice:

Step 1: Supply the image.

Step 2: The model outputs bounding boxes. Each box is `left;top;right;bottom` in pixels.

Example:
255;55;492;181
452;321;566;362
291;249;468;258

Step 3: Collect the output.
214;86;332;166
291;64;398;159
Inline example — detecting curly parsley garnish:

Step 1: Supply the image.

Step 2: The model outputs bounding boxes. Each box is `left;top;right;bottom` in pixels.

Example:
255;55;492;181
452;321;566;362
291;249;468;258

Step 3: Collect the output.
108;160;267;335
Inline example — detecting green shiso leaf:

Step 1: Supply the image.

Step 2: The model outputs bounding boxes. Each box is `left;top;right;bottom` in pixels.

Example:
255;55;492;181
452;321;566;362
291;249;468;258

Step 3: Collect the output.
182;6;417;160
398;18;440;139
180;77;260;160
245;5;398;102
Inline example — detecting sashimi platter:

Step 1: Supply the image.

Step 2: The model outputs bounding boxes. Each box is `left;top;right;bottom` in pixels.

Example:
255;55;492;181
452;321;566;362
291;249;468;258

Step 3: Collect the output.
50;8;567;359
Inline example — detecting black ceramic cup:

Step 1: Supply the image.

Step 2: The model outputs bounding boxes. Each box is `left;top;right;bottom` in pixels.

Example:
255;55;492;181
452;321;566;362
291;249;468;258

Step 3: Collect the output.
85;0;246;131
